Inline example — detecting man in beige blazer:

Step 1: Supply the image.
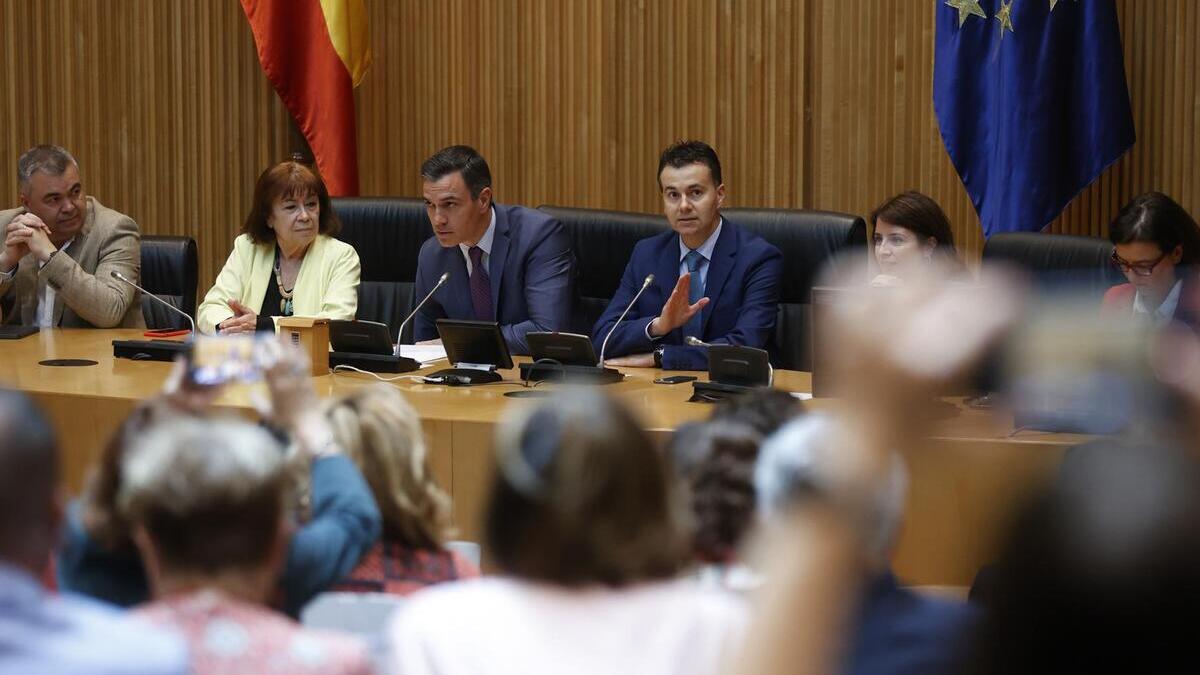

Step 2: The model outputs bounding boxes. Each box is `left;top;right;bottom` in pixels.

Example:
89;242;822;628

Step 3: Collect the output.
0;145;142;328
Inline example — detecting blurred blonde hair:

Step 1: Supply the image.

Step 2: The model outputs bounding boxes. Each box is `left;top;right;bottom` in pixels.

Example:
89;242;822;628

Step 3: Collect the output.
322;385;452;548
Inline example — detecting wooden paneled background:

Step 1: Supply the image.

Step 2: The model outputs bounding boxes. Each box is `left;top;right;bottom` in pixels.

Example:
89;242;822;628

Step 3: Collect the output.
0;0;1197;290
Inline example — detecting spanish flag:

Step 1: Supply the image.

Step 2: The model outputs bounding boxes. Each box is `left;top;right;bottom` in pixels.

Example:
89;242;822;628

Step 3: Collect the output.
241;0;371;196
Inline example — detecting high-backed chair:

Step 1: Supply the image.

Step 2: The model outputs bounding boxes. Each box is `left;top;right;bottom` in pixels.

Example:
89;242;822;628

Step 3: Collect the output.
139;235;198;330
722;208;867;371
332;197;432;342
536;205;667;333
982;232;1122;299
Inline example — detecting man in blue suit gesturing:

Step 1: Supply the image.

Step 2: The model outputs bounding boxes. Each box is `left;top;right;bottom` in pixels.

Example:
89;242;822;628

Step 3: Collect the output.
412;145;574;355
593;141;782;371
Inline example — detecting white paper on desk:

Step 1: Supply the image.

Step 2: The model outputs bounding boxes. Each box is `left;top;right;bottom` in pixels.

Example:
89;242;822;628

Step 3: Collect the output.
790;392;813;401
397;344;449;365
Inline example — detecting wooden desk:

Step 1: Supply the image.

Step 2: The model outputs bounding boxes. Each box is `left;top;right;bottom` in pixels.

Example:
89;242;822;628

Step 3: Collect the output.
0;329;1087;586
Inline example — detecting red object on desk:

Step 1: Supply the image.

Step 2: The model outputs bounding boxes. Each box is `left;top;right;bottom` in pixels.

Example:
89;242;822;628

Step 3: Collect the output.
143;328;191;338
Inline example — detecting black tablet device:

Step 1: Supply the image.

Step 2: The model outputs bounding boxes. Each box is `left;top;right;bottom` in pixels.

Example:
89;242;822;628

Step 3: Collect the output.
435;319;513;370
526;331;597;366
0;326;38;340
329;319;394;355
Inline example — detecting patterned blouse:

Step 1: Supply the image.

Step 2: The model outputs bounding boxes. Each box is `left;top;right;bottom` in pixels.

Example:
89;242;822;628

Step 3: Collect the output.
333;541;480;597
133;590;374;675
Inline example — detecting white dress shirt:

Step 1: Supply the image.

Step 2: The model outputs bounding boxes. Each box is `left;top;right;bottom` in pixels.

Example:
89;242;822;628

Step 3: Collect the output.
1133;278;1183;326
36;238;74;328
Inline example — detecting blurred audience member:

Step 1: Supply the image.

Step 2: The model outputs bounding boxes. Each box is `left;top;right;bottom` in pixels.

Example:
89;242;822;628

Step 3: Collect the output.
965;439;1200;673
389;390;746;675
667;421;763;590
321;385;479;596
0;388;187;675
709;387;804;437
869;191;967;287
122;415;374;675
756;414;974;675
1104;191;1200;329
57;342;382;617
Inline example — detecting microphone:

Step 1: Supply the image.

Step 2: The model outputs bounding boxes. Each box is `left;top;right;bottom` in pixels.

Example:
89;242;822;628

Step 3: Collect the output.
598;274;655;367
395;271;450;355
111;270;195;335
684;336;712;347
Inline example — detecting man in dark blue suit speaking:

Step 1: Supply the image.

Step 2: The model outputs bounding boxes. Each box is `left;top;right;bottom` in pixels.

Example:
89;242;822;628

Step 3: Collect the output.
593;141;782;371
412;145;574;355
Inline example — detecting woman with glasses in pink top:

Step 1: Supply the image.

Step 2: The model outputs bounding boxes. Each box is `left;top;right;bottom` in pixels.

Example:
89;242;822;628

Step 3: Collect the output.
1104;192;1200;329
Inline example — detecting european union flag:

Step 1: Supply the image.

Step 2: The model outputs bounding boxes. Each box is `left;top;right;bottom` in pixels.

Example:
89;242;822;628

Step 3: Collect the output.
934;0;1135;236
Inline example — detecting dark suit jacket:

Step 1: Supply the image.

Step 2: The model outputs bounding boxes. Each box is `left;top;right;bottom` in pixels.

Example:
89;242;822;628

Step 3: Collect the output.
845;571;976;675
590;219;783;371
413;204;575;355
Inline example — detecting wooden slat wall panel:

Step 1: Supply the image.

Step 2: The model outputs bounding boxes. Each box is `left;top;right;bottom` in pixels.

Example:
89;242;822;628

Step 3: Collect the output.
0;0;290;290
1;1;1195;284
356;0;807;214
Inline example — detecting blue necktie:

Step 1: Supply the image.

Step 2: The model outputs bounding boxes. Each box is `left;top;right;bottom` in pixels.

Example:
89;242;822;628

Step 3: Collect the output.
684;249;705;337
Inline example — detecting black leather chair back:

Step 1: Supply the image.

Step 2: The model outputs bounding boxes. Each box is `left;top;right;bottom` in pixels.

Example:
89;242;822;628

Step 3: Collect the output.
537;205;668;333
332;197;433;342
140;235;198;330
982;232;1122;298
723;208;868;371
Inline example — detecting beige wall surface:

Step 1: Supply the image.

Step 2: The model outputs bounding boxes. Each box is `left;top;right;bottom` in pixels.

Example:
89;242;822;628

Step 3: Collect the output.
0;0;1196;291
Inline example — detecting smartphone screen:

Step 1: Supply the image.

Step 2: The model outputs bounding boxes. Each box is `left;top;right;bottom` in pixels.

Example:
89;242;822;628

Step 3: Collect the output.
188;334;264;386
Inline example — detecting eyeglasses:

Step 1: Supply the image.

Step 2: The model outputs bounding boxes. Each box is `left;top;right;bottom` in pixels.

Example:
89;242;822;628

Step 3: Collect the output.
1110;250;1166;277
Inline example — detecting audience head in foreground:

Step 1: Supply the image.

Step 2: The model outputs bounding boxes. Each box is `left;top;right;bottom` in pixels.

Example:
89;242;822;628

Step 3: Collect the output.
390;390;747;675
1105;191;1200;326
323;384;479;595
0;388;187;675
869;191;964;286
486;388;687;585
966;439;1200;674
121;415;373;675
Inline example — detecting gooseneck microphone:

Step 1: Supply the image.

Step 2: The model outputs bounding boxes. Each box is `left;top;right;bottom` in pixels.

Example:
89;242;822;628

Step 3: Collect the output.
394;271;451;355
111;271;195;335
684;336;712;347
597;274;655;367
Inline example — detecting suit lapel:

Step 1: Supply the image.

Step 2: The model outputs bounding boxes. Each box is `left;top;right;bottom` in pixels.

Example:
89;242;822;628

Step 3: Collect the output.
488;206;509;317
699;222;738;332
440;245;474;319
51;234;87;326
655;234;682;312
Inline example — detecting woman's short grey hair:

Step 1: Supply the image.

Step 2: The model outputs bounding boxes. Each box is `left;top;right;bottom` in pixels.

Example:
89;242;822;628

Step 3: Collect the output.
118;416;288;573
17;145;77;192
755;414;909;561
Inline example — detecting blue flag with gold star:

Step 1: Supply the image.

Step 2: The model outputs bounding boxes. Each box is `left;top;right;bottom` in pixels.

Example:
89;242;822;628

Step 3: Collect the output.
934;0;1135;236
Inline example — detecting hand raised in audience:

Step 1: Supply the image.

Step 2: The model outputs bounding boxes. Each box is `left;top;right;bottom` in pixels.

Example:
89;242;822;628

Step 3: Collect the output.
218;299;258;334
648;272;709;337
257;337;339;458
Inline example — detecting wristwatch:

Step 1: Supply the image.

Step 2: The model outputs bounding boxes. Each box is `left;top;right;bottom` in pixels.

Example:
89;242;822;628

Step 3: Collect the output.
653;345;665;369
